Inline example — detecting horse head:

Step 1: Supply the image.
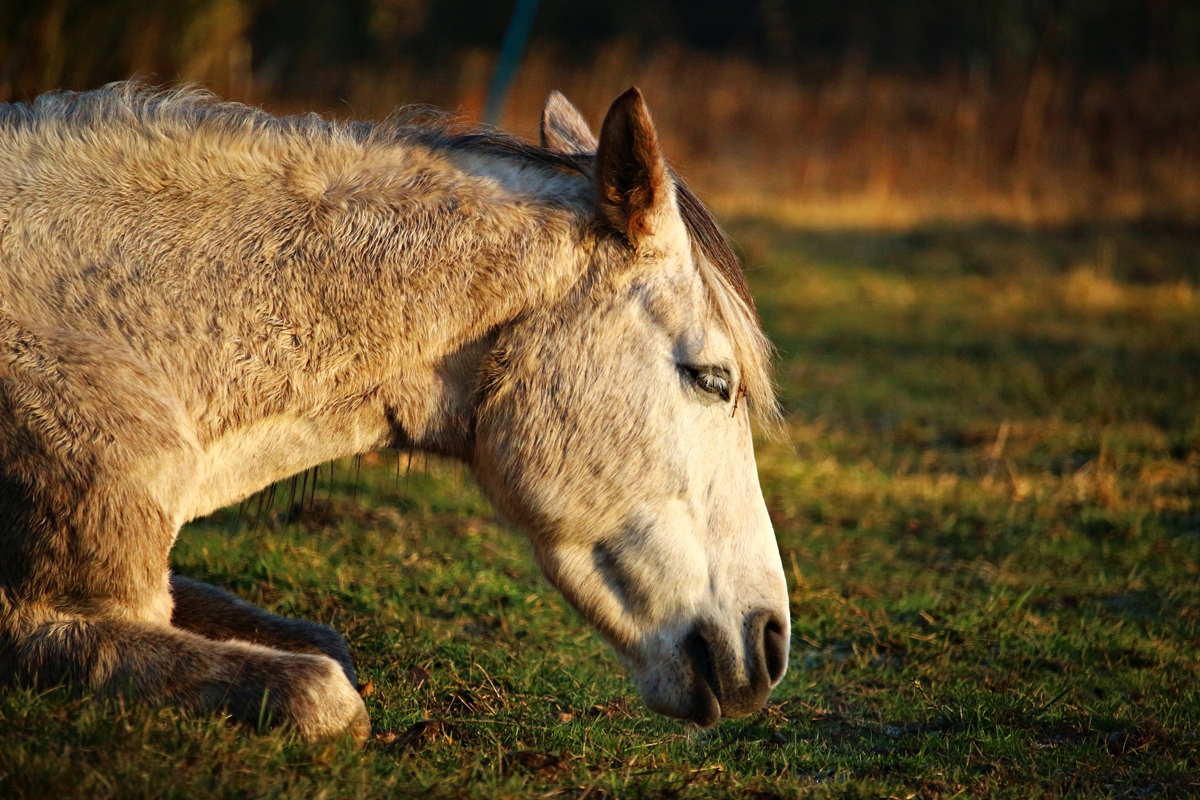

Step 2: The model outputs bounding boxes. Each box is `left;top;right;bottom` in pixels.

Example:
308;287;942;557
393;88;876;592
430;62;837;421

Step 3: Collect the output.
474;89;790;726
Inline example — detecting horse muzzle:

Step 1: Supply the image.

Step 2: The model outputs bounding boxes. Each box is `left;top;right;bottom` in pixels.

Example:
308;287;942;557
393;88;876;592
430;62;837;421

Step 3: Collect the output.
639;607;790;726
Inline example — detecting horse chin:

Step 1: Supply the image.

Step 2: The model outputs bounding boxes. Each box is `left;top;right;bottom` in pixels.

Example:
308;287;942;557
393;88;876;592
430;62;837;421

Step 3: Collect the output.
639;690;719;727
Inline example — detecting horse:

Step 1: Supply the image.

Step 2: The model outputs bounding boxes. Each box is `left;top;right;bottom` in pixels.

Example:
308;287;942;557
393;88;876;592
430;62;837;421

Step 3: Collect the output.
0;83;790;744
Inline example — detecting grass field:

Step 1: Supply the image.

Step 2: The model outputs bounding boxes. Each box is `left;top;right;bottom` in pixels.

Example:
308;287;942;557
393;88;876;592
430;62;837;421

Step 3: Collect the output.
2;224;1198;799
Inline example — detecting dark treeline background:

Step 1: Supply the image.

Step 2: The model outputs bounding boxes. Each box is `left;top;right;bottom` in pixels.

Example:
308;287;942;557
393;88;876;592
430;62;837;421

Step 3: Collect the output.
5;0;1199;91
3;0;1199;226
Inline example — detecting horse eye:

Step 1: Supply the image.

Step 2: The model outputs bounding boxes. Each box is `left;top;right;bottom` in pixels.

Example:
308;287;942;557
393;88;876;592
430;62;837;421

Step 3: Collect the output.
682;365;732;402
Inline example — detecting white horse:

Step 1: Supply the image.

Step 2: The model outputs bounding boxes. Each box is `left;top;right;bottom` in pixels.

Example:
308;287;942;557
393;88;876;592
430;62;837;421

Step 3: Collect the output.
0;83;790;743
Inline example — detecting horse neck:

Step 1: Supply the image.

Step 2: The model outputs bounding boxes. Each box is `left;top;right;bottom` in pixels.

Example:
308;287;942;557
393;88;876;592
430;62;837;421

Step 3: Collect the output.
262;153;596;457
3;100;600;521
171;157;597;521
396;228;586;446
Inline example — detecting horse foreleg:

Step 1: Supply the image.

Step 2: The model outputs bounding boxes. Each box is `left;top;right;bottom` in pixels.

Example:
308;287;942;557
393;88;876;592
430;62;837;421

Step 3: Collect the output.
169;574;357;685
1;617;369;744
0;326;369;743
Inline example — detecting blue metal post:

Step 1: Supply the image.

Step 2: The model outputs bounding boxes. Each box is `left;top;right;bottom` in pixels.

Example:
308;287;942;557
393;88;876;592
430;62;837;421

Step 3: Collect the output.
483;0;541;126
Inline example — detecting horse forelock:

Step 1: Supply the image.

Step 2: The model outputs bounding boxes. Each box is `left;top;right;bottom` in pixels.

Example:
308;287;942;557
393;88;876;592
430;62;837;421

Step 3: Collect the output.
673;181;780;428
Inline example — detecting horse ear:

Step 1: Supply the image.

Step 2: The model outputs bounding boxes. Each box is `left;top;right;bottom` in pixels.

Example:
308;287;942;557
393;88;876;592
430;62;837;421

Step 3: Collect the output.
540;91;598;154
595;87;673;243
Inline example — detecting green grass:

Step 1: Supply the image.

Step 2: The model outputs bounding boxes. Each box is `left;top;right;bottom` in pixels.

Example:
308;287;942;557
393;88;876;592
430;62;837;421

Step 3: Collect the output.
2;224;1198;798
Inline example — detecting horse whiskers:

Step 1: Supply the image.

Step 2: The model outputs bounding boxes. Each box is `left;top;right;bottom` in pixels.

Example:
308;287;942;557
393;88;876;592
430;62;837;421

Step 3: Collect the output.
308;465;320;511
236;496;250;530
252;482;268;530
287;475;299;525
328;459;336;507
298;468;311;517
351;455;362;505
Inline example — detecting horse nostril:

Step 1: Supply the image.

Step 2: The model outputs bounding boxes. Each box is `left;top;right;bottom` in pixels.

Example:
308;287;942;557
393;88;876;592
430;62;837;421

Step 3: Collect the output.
762;614;788;685
684;628;719;699
682;627;722;725
748;609;789;688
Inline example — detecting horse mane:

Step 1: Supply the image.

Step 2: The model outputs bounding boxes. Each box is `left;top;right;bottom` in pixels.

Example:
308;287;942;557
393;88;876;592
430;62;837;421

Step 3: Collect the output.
3;81;778;424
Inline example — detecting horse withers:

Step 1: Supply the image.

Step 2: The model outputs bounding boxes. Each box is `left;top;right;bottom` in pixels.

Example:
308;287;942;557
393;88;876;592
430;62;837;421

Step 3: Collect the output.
0;83;790;743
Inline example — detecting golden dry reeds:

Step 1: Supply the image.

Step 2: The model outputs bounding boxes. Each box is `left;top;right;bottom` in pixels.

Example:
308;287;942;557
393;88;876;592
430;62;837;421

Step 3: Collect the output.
209;44;1200;229
474;45;1200;229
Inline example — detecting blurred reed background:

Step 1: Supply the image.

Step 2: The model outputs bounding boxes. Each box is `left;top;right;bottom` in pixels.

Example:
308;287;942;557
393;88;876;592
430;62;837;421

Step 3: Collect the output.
2;0;1198;228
